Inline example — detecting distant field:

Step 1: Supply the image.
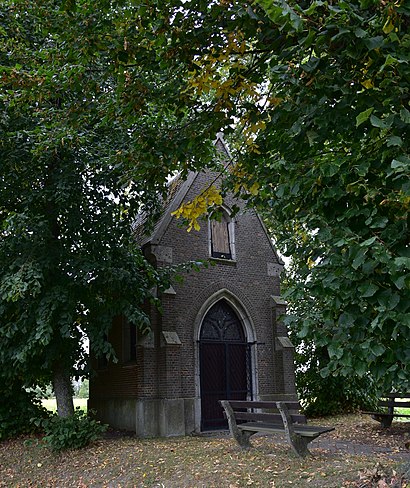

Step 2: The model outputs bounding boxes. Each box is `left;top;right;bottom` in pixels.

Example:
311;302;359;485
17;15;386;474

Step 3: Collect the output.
42;398;87;412
391;399;410;416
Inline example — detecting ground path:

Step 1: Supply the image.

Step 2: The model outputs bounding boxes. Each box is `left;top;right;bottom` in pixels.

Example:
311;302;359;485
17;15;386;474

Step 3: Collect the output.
199;413;410;461
309;436;408;460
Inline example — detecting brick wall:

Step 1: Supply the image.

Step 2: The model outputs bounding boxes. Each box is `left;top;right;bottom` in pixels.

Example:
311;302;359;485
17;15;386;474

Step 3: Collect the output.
89;316;139;400
90;166;296;420
152;169;289;399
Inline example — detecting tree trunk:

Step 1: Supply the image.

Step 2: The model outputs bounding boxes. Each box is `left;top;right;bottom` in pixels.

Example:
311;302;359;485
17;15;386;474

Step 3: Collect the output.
53;366;74;417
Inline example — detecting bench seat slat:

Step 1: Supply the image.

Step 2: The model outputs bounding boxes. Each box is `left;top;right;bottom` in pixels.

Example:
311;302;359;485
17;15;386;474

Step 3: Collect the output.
363;411;410;418
229;393;300;404
237;422;334;437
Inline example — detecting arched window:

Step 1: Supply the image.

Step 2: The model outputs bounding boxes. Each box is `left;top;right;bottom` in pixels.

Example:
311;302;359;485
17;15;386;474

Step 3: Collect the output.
209;208;235;260
200;299;245;342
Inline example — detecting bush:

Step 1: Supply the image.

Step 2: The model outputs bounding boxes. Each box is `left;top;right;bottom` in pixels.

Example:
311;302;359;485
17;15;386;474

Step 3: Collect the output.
283;284;379;417
76;379;89;399
41;409;107;452
0;384;49;440
294;342;379;417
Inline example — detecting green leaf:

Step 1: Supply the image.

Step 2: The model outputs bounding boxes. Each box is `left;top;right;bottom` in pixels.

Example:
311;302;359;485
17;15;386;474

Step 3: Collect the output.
338;312;354;327
370;343;385;357
364;36;384;50
400;107;410;124
395;257;410;269
387;135;403;147
370;115;388;128
352;248;367;269
369;216;388;229
356;108;374;127
382;54;404;68
393;275;406;290
256;0;304;31
377;290;400;311
354;28;367;38
355;361;368;376
360;236;377;247
328;343;343;359
358;283;379;297
391;157;409;169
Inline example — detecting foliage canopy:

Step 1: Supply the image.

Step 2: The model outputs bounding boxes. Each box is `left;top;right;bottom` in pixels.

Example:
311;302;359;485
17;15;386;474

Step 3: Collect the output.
1;0;409;430
0;0;176;418
130;0;410;392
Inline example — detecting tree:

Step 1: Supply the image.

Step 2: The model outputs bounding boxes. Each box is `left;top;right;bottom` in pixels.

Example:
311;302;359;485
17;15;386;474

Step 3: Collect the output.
283;262;378;416
124;0;409;392
2;0;409;430
245;0;410;392
0;1;174;420
76;379;89;399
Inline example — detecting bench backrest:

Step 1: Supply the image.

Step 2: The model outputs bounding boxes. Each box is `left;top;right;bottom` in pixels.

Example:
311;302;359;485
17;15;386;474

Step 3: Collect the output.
379;393;410;409
384;393;410;398
222;399;307;425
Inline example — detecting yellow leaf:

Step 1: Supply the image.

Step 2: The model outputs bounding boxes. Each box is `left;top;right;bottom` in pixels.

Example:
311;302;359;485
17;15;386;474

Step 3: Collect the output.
383;17;395;34
268;97;283;106
249;182;260;195
361;79;374;89
170;185;223;232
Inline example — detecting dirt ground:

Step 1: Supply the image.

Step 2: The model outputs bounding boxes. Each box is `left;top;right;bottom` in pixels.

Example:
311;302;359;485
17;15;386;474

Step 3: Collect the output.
1;414;409;488
314;413;410;453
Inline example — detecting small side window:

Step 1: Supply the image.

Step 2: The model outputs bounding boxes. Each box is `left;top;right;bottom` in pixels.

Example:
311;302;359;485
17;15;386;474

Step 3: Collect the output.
210;209;235;260
123;318;137;363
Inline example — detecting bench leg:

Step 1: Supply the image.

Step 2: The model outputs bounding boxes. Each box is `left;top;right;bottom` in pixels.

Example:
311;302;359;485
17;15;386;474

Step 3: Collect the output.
220;400;255;449
381;416;393;428
236;430;255;449
276;401;310;458
372;414;393;428
286;433;310;458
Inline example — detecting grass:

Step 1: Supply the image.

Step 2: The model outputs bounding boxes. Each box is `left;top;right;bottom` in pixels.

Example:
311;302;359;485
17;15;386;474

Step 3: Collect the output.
42;398;87;413
1;414;409;487
0;435;376;488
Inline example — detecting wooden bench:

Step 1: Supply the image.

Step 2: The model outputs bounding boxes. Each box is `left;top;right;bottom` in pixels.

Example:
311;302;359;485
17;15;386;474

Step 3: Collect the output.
362;393;410;428
219;396;335;458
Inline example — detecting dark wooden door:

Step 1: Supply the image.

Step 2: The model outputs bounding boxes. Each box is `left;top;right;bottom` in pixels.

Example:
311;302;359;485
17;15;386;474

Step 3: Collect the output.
199;300;251;430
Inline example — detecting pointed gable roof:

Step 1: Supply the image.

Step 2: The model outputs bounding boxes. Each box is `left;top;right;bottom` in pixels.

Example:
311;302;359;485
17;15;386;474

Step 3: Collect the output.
134;133;229;246
135;133;284;265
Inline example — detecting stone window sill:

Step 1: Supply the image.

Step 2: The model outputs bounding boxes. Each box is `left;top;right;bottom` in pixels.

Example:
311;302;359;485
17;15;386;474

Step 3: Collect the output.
122;361;137;369
210;257;237;266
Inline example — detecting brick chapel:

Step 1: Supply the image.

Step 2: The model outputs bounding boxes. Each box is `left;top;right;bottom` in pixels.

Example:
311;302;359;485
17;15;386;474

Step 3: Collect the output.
89;134;296;436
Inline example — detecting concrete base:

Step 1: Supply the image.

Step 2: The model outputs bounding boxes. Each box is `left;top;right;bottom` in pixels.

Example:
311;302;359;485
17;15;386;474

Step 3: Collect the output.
89;397;196;437
88;398;137;431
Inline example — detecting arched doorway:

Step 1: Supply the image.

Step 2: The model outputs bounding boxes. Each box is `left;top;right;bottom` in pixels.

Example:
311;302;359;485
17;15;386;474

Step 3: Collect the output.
199;299;252;430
